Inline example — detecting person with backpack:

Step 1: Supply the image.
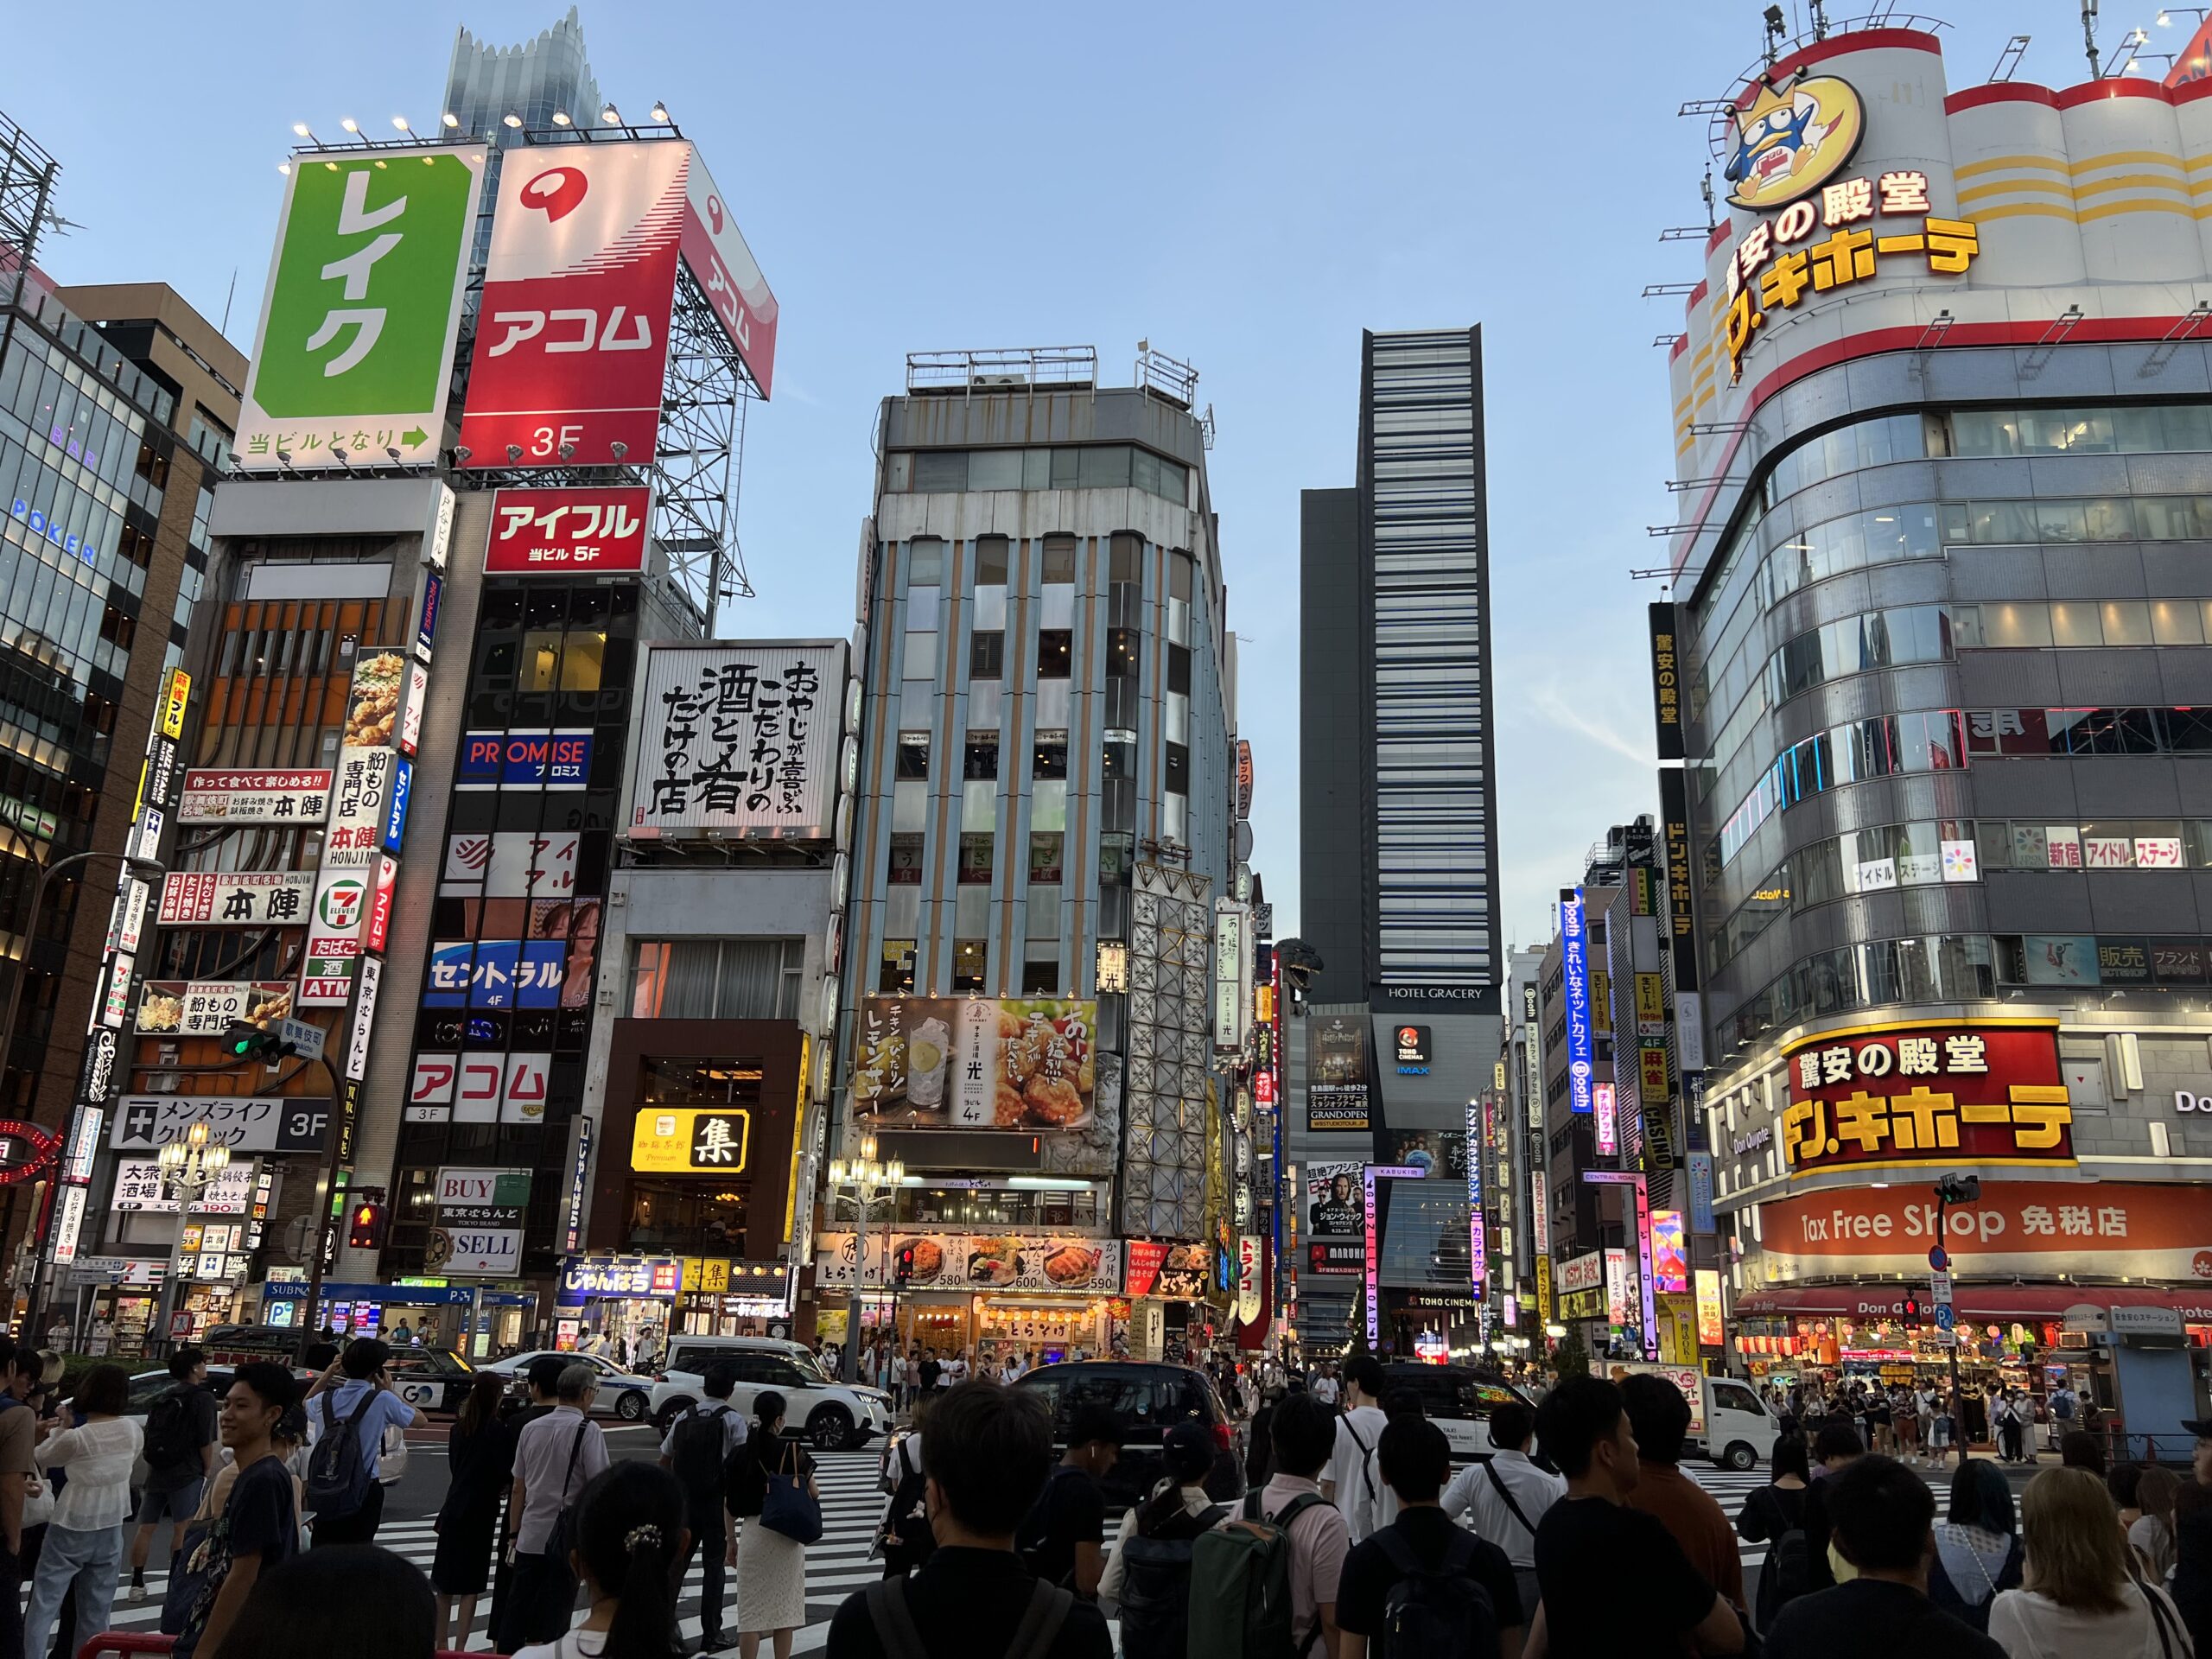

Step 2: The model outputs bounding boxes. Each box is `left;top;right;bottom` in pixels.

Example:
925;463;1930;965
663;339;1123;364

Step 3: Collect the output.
1928;1459;2023;1637
1766;1455;2006;1659
1196;1389;1349;1659
825;1380;1109;1659
1802;1419;1866;1592
300;1338;422;1547
1097;1421;1218;1646
173;1363;303;1659
1736;1432;1814;1630
1017;1406;1117;1599
129;1345;219;1599
658;1363;747;1649
1336;1417;1522;1659
1441;1401;1562;1619
498;1363;611;1654
1324;1356;1389;1543
1525;1376;1743;1656
877;1402;935;1579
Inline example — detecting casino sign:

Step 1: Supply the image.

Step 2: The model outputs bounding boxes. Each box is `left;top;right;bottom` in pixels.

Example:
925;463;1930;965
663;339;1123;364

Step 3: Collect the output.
0;1120;60;1185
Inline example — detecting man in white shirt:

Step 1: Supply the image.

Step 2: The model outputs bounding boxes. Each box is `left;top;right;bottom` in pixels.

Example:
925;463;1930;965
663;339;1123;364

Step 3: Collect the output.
1311;1365;1340;1406
944;1349;971;1387
497;1363;609;1654
1320;1355;1389;1542
1441;1399;1562;1616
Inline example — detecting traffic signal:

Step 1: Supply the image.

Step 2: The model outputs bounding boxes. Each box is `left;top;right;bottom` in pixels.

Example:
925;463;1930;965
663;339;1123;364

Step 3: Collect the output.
347;1201;386;1250
1901;1293;1923;1326
222;1021;297;1063
894;1244;916;1285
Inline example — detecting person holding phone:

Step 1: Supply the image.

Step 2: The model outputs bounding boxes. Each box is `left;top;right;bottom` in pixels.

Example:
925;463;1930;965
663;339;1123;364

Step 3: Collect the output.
300;1338;421;1547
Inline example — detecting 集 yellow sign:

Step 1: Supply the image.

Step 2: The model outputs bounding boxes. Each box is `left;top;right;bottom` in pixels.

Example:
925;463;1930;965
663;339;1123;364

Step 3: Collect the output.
631;1107;752;1175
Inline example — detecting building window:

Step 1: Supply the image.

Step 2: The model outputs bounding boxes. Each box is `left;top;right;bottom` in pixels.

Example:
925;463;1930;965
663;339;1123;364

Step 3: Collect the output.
952;941;987;994
1033;732;1068;779
1110;532;1143;585
902;631;938;681
888;834;924;885
959;833;995;885
975;537;1010;586
897;733;931;779
1029;832;1064;883
1169;552;1193;601
1038;632;1072;678
970;632;1004;678
629;938;805;1020
1021;954;1059;995
906;537;944;583
1165;741;1189;794
964;734;1000;779
880;941;916;995
1167;643;1192;696
1042;535;1077;583
913;454;966;494
1108;629;1140;676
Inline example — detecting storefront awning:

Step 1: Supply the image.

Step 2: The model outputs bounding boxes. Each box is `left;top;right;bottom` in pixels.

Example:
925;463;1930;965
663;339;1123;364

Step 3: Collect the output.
1734;1284;2212;1322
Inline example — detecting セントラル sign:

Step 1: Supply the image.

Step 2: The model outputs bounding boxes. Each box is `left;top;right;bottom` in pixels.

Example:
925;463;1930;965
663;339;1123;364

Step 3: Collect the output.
1779;1018;2074;1175
235;148;485;470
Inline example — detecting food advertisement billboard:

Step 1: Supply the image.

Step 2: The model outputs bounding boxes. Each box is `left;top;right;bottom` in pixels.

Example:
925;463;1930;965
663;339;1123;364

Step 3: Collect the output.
813;1230;1121;1293
458;141;686;467
626;644;841;838
852;998;1095;1131
234;147;485;471
176;770;333;826
136;981;294;1038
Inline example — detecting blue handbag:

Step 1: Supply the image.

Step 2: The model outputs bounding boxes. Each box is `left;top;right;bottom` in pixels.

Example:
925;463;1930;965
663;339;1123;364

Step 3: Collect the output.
758;1441;822;1544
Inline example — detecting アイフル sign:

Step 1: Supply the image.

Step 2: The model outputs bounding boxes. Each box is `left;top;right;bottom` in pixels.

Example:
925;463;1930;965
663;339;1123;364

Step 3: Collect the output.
487;486;651;575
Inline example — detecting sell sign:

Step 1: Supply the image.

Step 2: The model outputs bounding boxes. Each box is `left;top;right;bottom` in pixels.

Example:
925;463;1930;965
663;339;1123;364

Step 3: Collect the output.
1780;1018;2074;1175
235;148;485;470
429;1226;522;1276
486;486;651;574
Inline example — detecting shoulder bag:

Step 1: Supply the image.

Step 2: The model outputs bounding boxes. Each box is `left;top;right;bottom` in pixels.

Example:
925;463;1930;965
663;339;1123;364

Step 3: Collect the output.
542;1419;591;1563
759;1440;823;1544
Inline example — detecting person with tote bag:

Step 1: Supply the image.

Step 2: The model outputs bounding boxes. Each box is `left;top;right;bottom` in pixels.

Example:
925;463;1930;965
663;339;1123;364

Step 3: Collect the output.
724;1391;817;1659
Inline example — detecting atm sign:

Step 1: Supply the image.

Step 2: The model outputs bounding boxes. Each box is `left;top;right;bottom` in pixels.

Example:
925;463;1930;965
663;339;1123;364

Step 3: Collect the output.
457;730;593;791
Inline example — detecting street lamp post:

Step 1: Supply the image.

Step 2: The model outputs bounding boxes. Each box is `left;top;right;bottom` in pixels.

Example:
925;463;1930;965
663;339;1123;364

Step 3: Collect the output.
829;1135;904;1387
153;1121;231;1354
1934;1173;1980;1461
5;849;163;1332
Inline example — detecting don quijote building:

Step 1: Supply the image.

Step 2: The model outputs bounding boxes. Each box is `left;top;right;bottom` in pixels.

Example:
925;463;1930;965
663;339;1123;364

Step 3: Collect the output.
1661;20;2212;1448
76;15;789;1357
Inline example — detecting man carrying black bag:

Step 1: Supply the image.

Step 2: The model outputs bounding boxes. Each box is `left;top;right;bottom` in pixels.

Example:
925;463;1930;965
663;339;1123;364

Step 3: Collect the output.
495;1363;607;1654
660;1364;747;1648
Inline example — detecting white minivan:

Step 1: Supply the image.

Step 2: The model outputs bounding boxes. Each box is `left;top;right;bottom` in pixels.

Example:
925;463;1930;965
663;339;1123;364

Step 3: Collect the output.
1611;1362;1778;1470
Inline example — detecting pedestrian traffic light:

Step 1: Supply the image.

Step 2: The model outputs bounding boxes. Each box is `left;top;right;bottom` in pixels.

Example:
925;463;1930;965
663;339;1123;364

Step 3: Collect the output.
347;1200;386;1250
222;1021;296;1063
1901;1293;1923;1326
894;1243;916;1285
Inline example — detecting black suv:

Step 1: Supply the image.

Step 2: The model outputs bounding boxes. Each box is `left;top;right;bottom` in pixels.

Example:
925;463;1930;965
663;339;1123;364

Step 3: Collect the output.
1013;1359;1243;1510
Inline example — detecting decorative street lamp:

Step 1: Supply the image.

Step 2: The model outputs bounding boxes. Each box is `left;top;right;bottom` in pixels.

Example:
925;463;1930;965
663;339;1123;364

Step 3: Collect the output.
829;1134;904;1387
154;1122;230;1353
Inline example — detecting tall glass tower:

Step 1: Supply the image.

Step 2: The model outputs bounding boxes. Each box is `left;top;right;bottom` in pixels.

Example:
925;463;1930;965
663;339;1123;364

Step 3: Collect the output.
440;9;605;271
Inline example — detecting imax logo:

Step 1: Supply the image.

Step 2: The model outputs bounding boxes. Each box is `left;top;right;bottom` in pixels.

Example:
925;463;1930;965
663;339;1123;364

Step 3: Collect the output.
10;500;99;569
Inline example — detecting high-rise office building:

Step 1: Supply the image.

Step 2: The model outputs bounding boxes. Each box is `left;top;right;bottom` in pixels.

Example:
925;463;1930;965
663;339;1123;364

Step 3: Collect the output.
441;10;606;275
1295;327;1503;1357
834;346;1246;1363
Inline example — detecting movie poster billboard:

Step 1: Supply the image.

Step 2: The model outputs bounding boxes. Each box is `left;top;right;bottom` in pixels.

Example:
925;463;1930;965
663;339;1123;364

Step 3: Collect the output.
1306;1015;1370;1131
1306;1161;1363;1277
852;998;1096;1132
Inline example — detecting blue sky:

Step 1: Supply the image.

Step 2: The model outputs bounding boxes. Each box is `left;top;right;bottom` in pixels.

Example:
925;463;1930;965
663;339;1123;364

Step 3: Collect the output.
7;2;2131;953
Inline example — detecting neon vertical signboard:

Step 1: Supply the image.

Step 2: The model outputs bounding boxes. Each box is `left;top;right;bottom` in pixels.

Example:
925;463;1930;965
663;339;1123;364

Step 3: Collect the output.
1363;1164;1425;1346
1465;1100;1485;1297
1561;887;1592;1115
1584;1168;1660;1360
1593;1081;1618;1156
235;148;486;470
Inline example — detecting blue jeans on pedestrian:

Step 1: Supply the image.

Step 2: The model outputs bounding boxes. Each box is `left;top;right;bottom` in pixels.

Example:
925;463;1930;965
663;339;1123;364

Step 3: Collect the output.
24;1522;123;1659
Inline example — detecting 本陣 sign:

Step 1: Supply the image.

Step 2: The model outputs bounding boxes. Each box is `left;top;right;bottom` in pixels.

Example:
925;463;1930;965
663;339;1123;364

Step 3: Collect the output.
1780;1019;2073;1175
458;141;685;468
177;770;332;826
628;644;841;838
158;871;315;927
235;148;485;471
486;486;652;575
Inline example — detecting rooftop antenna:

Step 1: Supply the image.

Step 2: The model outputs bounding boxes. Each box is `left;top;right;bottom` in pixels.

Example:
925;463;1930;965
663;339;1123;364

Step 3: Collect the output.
1808;0;1829;40
1763;4;1788;69
1700;168;1716;231
2082;0;2101;79
1988;34;2031;82
219;268;238;336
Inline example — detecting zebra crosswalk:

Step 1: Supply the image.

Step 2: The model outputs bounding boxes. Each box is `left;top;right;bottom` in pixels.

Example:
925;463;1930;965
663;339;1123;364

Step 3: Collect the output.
97;1453;1783;1655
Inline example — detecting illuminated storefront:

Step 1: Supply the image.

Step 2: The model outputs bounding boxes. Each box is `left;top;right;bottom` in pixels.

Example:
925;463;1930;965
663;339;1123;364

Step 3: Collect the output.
1669;23;2212;1437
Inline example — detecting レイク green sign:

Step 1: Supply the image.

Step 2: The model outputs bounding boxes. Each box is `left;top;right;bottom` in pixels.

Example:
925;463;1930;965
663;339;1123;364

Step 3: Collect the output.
236;147;485;471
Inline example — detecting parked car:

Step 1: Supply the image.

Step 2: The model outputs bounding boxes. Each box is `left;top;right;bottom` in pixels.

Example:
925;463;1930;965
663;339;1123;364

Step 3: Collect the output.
650;1336;892;1450
1012;1359;1243;1510
126;1368;237;1414
1378;1362;1537;1465
377;1347;476;1414
1607;1362;1778;1470
481;1350;656;1421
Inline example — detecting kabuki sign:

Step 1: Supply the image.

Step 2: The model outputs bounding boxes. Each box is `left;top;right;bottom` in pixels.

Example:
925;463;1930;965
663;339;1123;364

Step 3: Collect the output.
1780;1018;2074;1176
627;644;842;838
486;486;651;575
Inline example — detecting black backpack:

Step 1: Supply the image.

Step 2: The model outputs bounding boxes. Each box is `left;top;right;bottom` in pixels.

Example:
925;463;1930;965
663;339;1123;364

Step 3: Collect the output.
302;1390;380;1518
1371;1528;1499;1659
1115;1499;1227;1659
1770;1522;1815;1605
1014;1465;1092;1582
668;1403;728;1525
143;1386;200;1471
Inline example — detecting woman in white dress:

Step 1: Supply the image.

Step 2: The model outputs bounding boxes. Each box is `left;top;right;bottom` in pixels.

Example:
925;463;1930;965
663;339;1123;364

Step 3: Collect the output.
728;1390;815;1659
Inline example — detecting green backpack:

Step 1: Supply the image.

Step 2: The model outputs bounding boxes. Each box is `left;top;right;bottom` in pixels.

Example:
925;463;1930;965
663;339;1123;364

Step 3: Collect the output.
1187;1490;1330;1659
